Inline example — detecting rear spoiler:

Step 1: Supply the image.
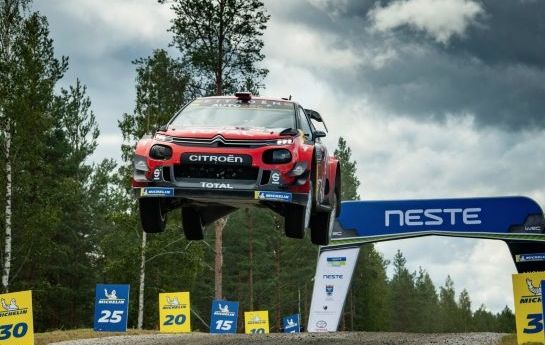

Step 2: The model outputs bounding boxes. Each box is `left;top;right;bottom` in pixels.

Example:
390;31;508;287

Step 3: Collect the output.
304;109;328;132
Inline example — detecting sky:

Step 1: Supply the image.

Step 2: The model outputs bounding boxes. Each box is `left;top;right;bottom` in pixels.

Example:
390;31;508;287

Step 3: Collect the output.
33;0;545;313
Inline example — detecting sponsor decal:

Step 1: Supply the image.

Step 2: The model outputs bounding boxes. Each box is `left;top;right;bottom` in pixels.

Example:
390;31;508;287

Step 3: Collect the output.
322;274;343;280
94;284;130;332
0;290;34;345
254;191;292;202
210;300;239;334
200;182;233;189
385;208;482;227
325;285;334;297
283;314;300;333
516;254;545;263
315;320;327;330
326;257;347;267
512;272;545;343
244;311;270;334
159;292;191;333
182;153;251;166
270;172;280;185
141;187;174;197
152;168;162;181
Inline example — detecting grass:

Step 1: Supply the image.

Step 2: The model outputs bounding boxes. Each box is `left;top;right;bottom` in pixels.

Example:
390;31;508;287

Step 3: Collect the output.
499;334;543;345
35;328;158;345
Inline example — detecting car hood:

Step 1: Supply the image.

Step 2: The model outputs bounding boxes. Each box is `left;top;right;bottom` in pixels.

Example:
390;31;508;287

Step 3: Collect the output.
164;126;289;140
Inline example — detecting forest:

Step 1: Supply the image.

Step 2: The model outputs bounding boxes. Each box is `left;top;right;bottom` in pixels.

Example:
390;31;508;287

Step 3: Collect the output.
0;0;514;333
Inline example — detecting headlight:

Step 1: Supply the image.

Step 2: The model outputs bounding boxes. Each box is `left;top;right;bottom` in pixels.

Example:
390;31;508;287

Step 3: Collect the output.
276;138;293;145
134;155;149;172
263;149;292;164
154;133;172;142
149;145;173;160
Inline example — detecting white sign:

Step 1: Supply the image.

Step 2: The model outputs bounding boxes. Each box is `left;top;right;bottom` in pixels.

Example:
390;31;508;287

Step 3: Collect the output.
307;247;360;332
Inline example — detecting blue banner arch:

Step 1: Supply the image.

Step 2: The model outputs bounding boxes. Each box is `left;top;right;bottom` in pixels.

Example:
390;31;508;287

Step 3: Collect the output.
308;196;545;332
330;196;545;272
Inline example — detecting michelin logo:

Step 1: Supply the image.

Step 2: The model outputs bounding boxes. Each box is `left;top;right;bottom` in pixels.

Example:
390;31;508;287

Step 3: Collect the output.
214;303;235;317
0;298;27;317
99;289;125;305
255;191;292;202
516;254;545;262
519;278;543;304
141;187;174;197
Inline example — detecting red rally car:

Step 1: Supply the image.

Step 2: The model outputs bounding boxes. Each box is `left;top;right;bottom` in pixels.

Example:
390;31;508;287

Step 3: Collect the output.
132;92;341;245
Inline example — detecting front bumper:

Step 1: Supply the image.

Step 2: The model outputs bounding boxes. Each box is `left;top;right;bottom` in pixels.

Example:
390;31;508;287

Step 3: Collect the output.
133;184;309;207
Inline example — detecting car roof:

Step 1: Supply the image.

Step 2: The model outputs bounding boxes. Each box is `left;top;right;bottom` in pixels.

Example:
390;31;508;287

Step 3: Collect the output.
200;95;297;104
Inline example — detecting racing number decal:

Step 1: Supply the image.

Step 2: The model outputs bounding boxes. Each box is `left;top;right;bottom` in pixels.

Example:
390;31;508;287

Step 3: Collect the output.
524;313;543;334
163;314;186;326
215;320;233;331
97;310;124;324
0;323;28;340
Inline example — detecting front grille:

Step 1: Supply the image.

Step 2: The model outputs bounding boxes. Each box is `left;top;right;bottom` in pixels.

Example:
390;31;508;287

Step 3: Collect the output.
172;136;275;148
174;164;259;180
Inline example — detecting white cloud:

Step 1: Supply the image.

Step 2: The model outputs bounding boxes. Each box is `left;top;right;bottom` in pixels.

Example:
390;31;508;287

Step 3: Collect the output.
368;0;484;44
264;21;361;70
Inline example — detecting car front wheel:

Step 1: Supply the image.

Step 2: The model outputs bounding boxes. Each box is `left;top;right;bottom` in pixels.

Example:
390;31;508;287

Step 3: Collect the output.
139;198;167;233
310;192;337;246
284;182;313;239
181;207;205;240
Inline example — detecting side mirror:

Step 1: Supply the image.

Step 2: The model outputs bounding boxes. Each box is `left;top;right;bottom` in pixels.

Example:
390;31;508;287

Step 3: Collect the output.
314;130;326;139
156;124;168;132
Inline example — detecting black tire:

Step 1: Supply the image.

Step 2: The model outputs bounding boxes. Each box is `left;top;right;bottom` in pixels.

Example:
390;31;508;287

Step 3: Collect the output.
310;193;337;246
284;181;313;239
181;207;205;240
139;198;166;233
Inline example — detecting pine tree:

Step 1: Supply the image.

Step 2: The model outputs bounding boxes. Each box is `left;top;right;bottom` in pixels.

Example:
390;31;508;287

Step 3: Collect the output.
457;289;472;332
160;0;269;95
413;268;439;332
388;250;417;331
334;137;360;201
159;0;271;302
438;275;458;332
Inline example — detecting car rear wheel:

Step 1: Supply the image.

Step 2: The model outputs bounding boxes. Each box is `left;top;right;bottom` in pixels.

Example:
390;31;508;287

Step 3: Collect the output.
181;207;205;240
310;192;337;246
139;198;167;233
284;181;313;239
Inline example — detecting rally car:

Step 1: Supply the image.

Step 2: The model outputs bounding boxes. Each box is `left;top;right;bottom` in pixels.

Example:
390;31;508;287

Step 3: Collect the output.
132;92;341;245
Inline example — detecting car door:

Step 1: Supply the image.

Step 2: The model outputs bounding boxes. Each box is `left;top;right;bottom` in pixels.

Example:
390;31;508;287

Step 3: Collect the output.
297;106;327;205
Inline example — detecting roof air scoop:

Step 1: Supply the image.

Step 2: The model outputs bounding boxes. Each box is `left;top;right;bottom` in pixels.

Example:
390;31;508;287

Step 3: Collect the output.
235;92;252;102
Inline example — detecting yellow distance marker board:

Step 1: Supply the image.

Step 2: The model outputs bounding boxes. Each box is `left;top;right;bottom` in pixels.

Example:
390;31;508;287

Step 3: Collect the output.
0;290;34;345
244;310;269;334
159;292;191;333
512;272;545;344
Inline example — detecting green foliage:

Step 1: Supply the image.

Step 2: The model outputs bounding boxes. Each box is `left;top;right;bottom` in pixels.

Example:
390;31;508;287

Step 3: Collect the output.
159;0;269;95
334;137;360;201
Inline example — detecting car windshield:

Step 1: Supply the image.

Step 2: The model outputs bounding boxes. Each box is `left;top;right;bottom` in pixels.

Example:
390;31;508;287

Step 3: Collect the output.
170;98;296;130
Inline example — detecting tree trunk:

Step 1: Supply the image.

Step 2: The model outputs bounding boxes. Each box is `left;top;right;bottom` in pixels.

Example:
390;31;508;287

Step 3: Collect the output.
214;0;225;96
246;208;254;310
274;247;281;331
137;232;146;329
214;217;228;300
2;123;12;293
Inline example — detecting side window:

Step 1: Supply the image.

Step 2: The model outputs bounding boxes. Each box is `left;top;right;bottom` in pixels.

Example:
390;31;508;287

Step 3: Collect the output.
297;107;313;139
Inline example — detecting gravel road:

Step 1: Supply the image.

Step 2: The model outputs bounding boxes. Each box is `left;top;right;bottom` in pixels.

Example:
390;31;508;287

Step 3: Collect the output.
50;332;506;345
